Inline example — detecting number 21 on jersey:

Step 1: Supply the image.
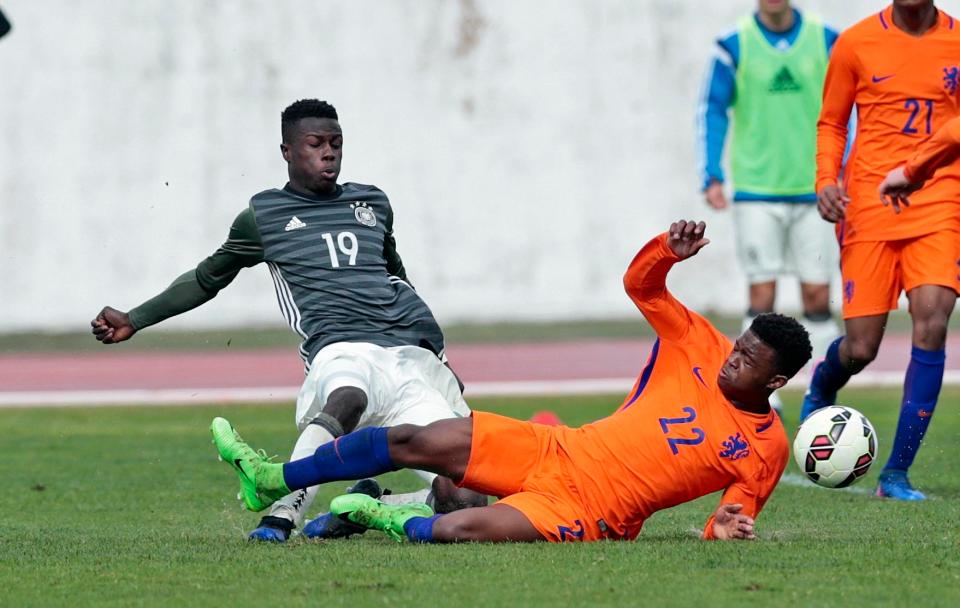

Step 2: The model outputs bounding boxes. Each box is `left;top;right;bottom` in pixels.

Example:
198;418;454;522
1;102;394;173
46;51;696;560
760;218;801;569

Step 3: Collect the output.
902;99;934;135
659;406;705;455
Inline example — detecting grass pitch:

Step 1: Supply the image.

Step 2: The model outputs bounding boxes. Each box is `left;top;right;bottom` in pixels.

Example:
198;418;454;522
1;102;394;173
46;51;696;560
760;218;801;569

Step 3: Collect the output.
2;389;959;607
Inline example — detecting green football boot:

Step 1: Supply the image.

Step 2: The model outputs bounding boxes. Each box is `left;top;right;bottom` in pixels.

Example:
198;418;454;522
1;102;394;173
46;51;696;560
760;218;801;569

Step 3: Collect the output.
330;493;434;543
210;417;290;512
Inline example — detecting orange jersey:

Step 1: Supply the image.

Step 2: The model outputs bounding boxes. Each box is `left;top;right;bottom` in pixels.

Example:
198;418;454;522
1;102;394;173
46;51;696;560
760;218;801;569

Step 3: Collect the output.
817;5;960;243
551;235;789;539
905;116;960;182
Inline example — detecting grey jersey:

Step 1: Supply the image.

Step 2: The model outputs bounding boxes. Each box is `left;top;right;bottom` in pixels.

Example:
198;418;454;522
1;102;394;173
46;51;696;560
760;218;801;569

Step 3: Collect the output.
128;183;446;366
251;184;446;364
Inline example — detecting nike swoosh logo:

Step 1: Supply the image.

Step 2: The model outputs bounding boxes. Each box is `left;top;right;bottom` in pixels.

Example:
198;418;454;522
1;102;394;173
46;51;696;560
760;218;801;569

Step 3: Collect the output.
692;366;707;386
872;74;894;83
234;459;251;481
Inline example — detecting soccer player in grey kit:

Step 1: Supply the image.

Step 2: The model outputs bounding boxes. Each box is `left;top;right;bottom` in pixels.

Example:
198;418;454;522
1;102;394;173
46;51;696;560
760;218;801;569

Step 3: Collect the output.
92;100;485;541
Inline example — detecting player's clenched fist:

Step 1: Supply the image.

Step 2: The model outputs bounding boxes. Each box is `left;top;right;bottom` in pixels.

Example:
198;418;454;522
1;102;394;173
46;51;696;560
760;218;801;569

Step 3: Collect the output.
667;220;710;260
710;503;756;541
91;306;136;344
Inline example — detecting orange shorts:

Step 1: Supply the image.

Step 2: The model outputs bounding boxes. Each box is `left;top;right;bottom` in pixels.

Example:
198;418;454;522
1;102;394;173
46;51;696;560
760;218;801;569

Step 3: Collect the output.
461;411;602;542
839;230;960;319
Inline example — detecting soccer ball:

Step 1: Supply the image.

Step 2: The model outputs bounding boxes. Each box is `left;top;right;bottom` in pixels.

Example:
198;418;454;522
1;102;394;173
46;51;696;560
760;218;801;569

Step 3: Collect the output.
793;405;877;488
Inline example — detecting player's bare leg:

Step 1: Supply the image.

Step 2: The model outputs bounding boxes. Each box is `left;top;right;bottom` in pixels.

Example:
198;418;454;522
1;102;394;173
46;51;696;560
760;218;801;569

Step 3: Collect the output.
800;313;887;421
878;284;955;500
800;282;830;317
386;418;474;479
329;495;545;543
799;282;838;362
748;281;776;314
745;281;781;412
424;503;545;542
838;314;888;372
289;418;503;542
907;284;954;352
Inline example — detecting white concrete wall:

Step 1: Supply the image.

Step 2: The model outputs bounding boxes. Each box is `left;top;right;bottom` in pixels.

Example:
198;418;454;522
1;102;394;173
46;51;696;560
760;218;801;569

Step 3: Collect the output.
0;0;925;331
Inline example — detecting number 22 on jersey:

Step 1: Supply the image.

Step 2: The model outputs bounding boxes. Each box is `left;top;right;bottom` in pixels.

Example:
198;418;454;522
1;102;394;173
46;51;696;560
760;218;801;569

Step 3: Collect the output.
659;406;705;455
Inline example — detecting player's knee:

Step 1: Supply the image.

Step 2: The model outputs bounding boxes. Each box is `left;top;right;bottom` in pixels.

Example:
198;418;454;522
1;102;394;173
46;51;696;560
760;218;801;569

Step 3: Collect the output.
845;337;880;369
912;314;949;350
322;386;368;433
431;477;487;513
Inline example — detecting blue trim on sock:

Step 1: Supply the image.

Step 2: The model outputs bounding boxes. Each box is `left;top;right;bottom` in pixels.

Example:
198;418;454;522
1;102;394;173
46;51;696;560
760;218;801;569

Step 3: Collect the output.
883;346;945;472
404;514;442;543
812;337;850;400
801;337;854;421
909;345;946;366
282;427;398;491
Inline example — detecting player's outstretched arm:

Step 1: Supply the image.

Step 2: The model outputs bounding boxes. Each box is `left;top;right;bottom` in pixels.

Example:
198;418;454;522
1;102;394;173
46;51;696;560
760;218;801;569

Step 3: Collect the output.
707;503;756;541
623;220;709;342
89;207;265;345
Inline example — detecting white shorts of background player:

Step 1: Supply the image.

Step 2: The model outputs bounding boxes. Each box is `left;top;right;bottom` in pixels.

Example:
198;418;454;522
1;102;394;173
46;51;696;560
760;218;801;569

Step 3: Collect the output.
732;201;838;285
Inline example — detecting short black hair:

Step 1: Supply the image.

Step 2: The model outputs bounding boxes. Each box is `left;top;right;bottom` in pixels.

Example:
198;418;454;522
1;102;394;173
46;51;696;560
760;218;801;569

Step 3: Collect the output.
281;99;339;139
750;313;812;378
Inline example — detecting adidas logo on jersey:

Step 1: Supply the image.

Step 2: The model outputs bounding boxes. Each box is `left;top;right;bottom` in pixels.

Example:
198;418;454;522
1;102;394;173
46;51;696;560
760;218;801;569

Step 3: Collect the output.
284;216;307;232
768;66;801;93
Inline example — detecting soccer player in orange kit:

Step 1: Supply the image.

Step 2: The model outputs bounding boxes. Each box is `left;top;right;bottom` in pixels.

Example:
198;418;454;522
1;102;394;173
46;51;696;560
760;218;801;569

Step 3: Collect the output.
211;220;813;543
801;0;960;501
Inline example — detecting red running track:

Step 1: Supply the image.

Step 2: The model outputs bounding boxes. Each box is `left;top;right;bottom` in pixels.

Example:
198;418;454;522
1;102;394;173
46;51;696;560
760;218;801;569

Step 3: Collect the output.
1;334;957;393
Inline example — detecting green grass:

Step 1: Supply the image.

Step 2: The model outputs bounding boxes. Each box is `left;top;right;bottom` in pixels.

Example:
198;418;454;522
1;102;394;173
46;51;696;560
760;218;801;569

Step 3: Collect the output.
2;389;959;607
0;310;945;352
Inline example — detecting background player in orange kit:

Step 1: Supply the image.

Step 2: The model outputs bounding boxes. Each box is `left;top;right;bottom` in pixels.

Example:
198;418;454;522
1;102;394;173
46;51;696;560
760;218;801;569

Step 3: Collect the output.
802;0;960;500
211;220;813;543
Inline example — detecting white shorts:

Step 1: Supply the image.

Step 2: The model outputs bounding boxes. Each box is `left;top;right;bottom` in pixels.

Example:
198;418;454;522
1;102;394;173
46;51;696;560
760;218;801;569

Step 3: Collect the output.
295;342;471;483
732;202;837;285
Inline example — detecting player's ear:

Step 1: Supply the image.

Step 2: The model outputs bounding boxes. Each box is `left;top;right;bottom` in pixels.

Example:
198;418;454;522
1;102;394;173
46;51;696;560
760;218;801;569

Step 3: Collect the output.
766;374;788;391
280;142;291;162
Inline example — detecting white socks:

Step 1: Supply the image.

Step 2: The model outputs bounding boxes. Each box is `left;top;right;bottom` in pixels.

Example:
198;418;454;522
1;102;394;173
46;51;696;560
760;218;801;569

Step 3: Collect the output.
267;424;335;526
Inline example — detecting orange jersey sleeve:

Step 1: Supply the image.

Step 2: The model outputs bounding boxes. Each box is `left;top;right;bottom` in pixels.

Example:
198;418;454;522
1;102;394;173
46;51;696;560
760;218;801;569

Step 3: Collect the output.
816;32;857;193
818;7;960;243
701;462;783;540
905;116;960;183
622;233;710;343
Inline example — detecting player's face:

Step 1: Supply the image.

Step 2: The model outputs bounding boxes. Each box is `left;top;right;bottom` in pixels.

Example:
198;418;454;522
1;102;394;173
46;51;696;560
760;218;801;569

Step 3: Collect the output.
717;331;784;402
758;0;790;17
281;117;343;195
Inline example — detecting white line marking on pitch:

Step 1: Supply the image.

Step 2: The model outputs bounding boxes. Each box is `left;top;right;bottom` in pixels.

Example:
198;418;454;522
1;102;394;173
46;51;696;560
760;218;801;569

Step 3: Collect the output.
778;472;874;495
